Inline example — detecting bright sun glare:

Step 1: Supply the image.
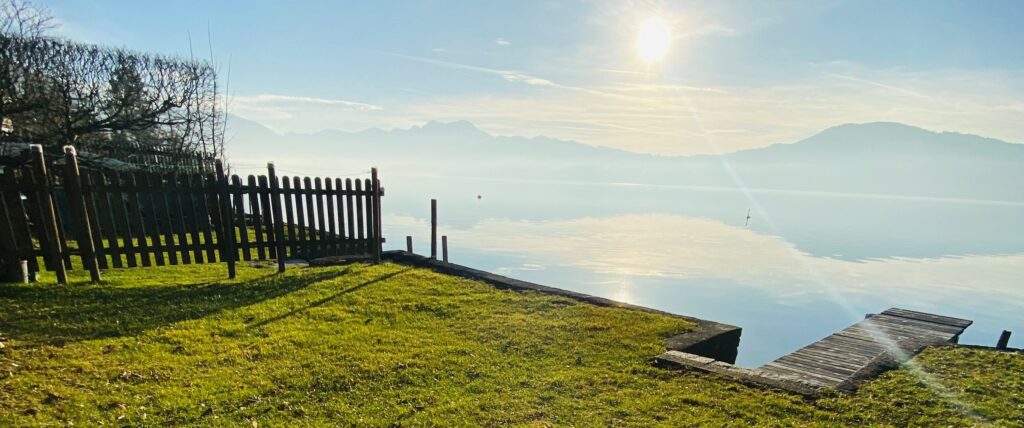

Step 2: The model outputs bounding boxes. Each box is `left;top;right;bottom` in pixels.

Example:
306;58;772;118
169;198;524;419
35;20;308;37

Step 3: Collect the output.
637;16;672;63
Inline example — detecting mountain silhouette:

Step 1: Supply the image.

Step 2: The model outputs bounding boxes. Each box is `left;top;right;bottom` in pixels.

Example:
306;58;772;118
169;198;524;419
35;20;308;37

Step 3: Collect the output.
226;115;1024;202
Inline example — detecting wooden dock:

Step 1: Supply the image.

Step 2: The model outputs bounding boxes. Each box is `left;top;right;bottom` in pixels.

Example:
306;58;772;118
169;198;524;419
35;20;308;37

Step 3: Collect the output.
755;308;972;391
656;308;972;394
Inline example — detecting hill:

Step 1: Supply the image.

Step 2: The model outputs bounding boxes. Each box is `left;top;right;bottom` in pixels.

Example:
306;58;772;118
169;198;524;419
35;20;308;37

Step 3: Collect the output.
225;116;1024;201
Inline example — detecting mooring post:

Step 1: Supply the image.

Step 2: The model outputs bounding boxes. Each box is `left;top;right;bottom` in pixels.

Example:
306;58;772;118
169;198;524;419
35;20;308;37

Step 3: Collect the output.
268;163;286;273
442;235;448;263
406;235;413;253
430;199;437;259
63;146;101;282
29;145;67;284
997;330;1011;350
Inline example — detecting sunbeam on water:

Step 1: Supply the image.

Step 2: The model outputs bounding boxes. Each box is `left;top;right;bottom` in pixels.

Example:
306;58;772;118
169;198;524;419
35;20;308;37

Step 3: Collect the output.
373;174;1024;369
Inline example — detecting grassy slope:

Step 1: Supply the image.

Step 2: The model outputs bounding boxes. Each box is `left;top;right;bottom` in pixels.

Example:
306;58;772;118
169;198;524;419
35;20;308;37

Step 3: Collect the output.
0;263;1020;426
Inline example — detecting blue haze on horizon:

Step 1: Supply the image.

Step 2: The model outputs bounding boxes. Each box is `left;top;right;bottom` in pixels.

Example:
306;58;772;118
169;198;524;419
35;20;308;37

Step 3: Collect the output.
41;0;1024;155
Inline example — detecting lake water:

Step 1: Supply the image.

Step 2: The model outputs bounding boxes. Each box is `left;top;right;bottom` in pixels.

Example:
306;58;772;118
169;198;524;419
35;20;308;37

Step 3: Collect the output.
375;173;1023;367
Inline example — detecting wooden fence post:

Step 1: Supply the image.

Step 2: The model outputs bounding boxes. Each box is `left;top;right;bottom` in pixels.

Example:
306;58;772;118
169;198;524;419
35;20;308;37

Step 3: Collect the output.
430;199;437;259
371;168;382;264
29;145;67;284
442;235;448;263
215;160;236;279
997;330;1011;350
63;146;101;282
268;163;286;273
0;188;25;282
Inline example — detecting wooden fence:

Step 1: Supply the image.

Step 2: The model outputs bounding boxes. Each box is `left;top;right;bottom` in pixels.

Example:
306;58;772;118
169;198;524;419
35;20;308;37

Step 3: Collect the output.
0;145;383;284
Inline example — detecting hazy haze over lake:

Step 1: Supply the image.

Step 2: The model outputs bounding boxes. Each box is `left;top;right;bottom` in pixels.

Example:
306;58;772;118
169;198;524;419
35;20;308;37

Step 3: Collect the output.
231;119;1024;366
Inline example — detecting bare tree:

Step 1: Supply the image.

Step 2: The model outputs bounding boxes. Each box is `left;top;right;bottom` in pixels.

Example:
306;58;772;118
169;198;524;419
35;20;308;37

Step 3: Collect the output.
0;0;54;38
0;34;224;172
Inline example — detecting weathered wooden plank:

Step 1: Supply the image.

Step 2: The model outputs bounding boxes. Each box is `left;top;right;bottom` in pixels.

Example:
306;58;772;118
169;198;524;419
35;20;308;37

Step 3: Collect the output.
775;353;861;376
183;174;205;264
758;308;974;393
267;165;286;272
293;177;307;259
124;173;150;267
199;174;218;262
215;162;235;277
869;314;966;335
232;175;250;261
314;177;326;255
324;177;337;255
765;360;848;384
258;175;275;260
94;172;123;268
282;177;296;259
154;173;179;266
169;173;191;265
355;179;364;240
140;172;166;266
303;177;317;258
62;148;102;280
1;170;37;273
27;149;66;281
880;308;972;329
81;171;109;270
760;362;844;386
344;178;355;253
247;175;265;261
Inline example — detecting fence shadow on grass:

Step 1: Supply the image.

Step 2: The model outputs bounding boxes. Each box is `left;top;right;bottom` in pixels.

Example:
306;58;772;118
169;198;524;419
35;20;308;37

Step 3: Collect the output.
249;267;411;329
0;269;350;347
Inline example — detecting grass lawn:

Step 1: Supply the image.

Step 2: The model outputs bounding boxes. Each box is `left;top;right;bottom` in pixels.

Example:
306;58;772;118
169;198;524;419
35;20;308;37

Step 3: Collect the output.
1;262;1021;426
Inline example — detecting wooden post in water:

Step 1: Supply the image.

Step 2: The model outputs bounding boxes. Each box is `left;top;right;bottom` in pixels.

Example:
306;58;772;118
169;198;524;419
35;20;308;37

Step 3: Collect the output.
215;160;236;279
63;146;101;282
997;330;1011;350
442;235;448;263
430;199;437;259
406;235;413;253
29;145;67;284
268;163;286;273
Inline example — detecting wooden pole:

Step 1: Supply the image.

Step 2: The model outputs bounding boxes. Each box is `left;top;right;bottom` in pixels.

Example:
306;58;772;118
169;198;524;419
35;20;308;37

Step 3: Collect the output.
442;235;448;263
63;146;101;282
29;145;67;284
268;163;286;273
997;330;1011;350
371;168;382;264
430;199;437;259
406;235;413;253
215;160;236;279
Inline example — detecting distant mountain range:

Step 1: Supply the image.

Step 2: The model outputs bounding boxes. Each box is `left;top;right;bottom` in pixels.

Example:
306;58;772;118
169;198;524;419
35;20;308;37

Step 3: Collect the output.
226;115;1024;202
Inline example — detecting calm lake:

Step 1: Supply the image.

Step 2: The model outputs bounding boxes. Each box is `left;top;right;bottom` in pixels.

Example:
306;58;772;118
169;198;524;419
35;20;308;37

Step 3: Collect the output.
375;173;1023;367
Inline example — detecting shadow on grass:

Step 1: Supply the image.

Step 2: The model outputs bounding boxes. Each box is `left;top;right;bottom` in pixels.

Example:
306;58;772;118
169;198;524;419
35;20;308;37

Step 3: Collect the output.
0;269;351;347
249;268;411;329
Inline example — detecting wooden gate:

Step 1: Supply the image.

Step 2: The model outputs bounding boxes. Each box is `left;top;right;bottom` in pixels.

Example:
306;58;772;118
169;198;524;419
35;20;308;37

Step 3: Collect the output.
0;145;383;283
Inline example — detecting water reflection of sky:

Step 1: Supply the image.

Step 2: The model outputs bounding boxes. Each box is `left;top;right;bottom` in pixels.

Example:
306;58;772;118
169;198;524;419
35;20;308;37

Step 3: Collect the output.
378;176;1024;367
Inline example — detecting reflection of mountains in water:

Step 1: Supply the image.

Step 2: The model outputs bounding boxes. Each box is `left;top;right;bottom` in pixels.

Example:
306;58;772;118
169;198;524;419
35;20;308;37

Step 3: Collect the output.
380;175;1024;262
229;117;1024;203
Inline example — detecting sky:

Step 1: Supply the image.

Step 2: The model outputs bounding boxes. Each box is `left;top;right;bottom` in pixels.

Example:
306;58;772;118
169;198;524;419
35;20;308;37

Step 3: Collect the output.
43;0;1024;155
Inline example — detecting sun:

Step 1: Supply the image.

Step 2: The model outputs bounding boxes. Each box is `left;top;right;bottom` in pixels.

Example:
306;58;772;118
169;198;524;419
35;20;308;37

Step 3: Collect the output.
636;16;672;63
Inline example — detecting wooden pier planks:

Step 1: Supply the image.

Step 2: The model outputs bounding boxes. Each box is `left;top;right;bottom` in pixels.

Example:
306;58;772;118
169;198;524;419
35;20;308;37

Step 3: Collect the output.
754;308;972;390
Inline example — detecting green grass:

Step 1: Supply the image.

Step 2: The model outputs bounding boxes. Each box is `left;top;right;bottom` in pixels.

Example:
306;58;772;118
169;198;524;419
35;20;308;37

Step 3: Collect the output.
1;263;1021;426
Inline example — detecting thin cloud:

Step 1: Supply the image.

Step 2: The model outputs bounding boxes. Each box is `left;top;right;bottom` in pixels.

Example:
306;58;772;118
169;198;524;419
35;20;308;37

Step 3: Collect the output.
236;94;381;110
496;38;511;46
232;93;382;123
827;73;931;100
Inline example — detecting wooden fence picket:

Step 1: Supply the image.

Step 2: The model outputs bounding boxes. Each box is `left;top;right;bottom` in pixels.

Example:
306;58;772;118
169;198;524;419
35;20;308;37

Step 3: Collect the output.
0;146;382;283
